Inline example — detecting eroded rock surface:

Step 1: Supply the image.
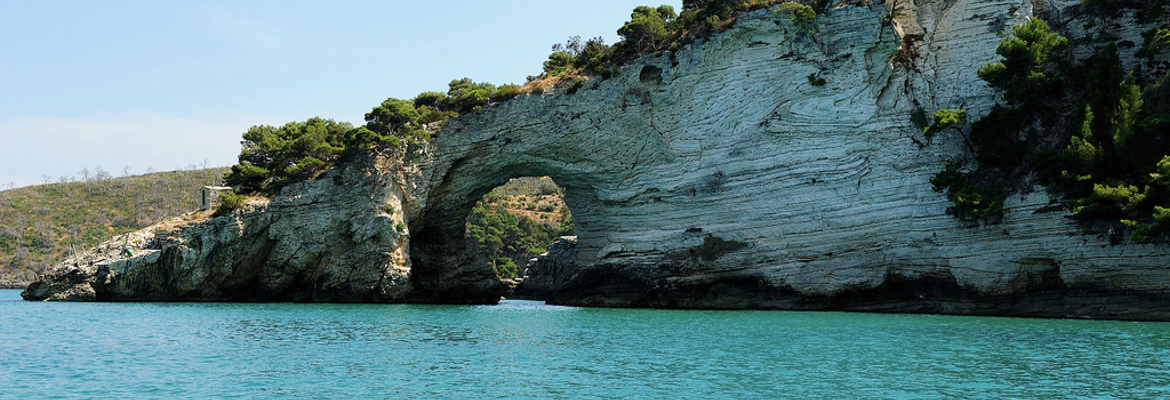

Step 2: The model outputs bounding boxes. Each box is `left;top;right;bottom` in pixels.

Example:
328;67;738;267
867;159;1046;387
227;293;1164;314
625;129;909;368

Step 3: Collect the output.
26;0;1170;320
24;151;424;302
514;236;578;299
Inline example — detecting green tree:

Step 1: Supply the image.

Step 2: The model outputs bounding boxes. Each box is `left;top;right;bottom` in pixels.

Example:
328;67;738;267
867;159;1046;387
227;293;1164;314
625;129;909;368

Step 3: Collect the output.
225;118;350;194
1111;74;1143;160
365;97;425;140
976;18;1068;108
1138;28;1170;59
441;78;496;114
544;51;574;75
1061;105;1101;184
575;38;613;74
618;5;678;53
923;109;967;138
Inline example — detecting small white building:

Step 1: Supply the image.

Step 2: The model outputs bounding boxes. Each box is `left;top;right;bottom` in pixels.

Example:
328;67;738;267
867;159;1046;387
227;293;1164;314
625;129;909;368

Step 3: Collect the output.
200;186;233;211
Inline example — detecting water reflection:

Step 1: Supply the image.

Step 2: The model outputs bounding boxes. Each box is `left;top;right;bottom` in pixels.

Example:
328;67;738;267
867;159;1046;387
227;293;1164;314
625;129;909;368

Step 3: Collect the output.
3;289;1170;399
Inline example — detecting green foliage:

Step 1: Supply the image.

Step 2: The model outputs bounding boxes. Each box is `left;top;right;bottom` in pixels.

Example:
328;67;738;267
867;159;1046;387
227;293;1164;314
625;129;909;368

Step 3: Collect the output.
441;78;497;114
491;85;522;102
976;18;1068;108
224;118;350;195
466;202;562;280
930;162;968;192
544;51;574;75
1070;182;1150;219
776;2;816;31
493;257;519;280
212;190;246;218
1127;206;1170;243
413;91;446;109
1138;28;1170;59
1110;75;1144;166
0;168;228;285
923;109;968;138
950;185;1005;223
365;98;424;139
542;36;614;77
930;163;1003;224
575;39;614;74
618;5;678;53
464;177;573;280
1060;105;1101;185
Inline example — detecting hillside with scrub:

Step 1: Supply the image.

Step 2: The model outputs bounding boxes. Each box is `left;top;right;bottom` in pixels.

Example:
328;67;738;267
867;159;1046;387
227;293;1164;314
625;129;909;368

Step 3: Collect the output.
0;168;227;288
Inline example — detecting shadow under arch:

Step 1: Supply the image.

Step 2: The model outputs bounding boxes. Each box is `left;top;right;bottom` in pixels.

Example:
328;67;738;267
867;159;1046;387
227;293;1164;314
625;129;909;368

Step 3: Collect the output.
407;161;597;304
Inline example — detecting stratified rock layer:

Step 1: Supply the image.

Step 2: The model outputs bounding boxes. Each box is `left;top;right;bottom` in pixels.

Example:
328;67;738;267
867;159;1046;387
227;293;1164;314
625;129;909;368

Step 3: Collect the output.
26;1;1170;320
514;236;579;299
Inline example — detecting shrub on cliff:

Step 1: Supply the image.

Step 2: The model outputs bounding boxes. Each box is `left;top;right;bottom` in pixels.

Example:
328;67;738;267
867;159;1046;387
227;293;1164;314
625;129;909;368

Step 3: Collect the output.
365;98;425;140
923;109;967;139
224;118;351;195
212;191;247;217
617;5;678;54
441;78;497;114
976;18;1068;109
929;16;1170;241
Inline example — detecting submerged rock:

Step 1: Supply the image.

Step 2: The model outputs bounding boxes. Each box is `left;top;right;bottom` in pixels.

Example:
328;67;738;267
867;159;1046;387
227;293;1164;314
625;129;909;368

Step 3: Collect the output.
25;0;1170;320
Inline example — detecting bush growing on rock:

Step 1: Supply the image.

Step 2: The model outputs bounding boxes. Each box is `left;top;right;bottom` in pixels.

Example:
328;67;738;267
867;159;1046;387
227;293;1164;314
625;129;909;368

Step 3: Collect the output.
923;109;967;138
976;18;1068;109
224;118;350;195
618;5;678;53
926;14;1170;241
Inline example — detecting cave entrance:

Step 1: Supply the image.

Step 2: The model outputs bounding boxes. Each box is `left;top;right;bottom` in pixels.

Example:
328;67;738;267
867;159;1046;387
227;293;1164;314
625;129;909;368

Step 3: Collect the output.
463;176;574;285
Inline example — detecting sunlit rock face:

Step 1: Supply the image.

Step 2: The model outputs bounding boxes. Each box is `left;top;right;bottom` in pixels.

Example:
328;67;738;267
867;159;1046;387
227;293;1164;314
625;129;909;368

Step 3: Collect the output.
23;152;416;303
27;1;1170;320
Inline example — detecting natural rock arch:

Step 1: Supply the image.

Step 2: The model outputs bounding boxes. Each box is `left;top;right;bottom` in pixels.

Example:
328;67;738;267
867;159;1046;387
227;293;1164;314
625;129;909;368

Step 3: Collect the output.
24;3;1170;320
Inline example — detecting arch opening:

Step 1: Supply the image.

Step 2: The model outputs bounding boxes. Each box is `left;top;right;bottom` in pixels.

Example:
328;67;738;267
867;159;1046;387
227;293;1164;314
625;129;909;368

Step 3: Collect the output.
464;176;574;285
407;173;590;304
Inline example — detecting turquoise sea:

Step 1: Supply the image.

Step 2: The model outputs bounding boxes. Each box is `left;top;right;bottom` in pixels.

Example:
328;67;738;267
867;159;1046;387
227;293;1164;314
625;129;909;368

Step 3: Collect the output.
2;289;1169;399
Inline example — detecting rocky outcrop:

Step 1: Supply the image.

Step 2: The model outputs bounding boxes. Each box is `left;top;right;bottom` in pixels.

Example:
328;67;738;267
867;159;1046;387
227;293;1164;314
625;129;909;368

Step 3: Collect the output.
25;0;1170;320
23;150;432;302
513;236;578;299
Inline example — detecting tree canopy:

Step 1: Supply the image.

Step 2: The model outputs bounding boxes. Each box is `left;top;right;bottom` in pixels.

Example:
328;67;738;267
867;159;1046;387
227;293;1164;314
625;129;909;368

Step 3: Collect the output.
224;118;351;195
618;5;678;53
976;18;1068;108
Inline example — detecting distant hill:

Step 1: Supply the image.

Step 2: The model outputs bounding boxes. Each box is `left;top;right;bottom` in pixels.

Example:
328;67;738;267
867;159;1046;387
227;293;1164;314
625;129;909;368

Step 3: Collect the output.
466;176;573;280
0;168;227;288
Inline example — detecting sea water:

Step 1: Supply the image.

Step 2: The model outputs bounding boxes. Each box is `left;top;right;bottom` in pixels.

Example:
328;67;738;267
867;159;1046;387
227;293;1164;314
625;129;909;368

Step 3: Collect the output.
2;289;1169;399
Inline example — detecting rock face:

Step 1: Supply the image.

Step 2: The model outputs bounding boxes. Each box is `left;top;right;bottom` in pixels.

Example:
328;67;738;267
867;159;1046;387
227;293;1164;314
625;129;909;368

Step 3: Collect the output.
24;151;424;302
514;236;579;299
25;0;1170;320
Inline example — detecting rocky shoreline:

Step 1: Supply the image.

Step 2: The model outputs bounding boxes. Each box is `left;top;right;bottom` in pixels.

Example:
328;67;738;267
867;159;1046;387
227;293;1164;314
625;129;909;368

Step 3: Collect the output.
21;0;1170;321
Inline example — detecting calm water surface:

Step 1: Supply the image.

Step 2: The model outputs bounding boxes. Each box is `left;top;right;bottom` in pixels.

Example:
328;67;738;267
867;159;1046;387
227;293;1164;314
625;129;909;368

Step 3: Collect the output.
2;289;1169;399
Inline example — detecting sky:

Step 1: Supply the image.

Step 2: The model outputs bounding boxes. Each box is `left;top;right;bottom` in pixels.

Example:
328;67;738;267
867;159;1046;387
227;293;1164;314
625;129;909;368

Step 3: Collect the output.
0;0;681;189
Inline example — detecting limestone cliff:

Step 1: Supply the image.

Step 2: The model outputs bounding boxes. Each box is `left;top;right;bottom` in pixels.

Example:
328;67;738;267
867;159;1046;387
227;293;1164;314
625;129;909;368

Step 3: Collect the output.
23;151;420;302
26;0;1170;320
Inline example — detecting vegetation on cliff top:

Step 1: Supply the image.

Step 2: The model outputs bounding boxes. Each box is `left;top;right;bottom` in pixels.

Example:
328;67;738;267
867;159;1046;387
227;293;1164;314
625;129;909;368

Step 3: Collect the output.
220;0;831;203
928;8;1170;242
0;168;227;286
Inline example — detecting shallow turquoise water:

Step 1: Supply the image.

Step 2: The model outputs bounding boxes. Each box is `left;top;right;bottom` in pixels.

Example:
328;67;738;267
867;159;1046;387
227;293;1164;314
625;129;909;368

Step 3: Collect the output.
2;289;1170;399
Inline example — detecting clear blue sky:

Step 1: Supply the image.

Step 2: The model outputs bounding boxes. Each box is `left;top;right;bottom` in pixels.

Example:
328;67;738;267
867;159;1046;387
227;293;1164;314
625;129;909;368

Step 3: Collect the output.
0;0;681;188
